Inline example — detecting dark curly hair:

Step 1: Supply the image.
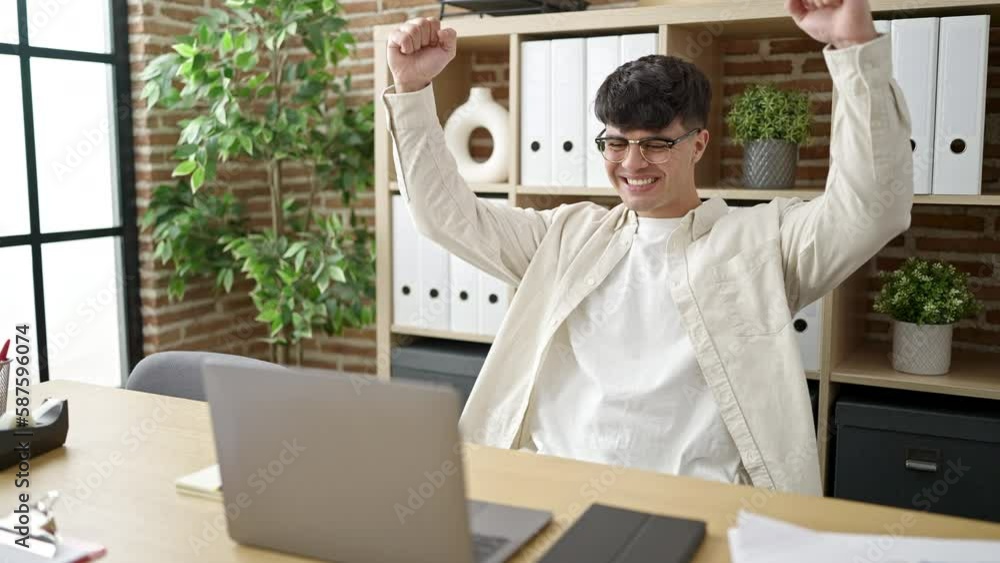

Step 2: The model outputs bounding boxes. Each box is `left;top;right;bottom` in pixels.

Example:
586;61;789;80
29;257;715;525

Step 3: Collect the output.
594;54;711;132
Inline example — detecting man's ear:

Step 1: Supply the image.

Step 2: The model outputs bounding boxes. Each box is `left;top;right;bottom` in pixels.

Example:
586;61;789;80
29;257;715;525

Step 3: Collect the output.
692;129;710;164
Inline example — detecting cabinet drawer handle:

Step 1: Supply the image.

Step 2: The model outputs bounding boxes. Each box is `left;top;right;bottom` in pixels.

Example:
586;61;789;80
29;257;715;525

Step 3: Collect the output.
905;459;938;473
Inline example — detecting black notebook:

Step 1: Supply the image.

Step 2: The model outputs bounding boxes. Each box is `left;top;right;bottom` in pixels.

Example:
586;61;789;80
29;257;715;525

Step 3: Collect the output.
538;503;706;563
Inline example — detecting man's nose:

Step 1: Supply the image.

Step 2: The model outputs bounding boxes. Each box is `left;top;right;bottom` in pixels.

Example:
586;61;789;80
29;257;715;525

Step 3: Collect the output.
621;144;648;171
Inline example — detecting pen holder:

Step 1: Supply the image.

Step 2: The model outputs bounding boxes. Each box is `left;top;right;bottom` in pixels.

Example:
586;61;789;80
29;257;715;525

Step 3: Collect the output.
0;360;10;415
0;399;69;471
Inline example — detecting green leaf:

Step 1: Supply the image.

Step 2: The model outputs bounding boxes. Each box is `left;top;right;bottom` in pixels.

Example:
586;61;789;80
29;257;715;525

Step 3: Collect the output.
223;269;234;292
329;265;346;283
283;241;307;259
141;81;161;108
214;100;228;125
191;166;206;190
221;31;234;54
172;160;198;177
173;43;197;58
239;135;253;156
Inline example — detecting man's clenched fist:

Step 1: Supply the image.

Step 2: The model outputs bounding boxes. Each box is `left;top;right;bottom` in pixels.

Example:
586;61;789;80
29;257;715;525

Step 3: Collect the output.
387;17;458;93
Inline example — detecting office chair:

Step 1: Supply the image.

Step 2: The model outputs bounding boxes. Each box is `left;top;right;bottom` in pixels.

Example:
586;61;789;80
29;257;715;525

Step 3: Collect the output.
126;351;285;401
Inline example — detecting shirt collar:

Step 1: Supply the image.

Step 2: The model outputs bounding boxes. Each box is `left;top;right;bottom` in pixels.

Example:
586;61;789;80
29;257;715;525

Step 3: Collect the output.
613;197;729;238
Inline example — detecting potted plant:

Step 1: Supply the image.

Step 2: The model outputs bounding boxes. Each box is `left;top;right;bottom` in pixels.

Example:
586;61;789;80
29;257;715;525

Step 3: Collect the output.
874;257;982;375
726;83;812;189
139;0;376;365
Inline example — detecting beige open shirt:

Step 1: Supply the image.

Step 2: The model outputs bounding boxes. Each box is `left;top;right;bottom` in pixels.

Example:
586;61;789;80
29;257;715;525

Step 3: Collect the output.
382;33;913;495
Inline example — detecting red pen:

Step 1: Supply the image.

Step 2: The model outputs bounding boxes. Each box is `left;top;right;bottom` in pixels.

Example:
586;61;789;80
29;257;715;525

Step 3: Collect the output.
0;339;9;362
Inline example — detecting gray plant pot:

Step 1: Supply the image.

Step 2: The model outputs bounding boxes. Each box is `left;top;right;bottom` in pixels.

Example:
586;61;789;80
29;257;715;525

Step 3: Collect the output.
743;139;799;189
892;320;953;376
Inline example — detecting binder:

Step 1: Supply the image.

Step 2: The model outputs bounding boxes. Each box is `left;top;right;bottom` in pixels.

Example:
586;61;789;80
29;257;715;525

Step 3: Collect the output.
550;37;587;187
521;40;551;186
585;35;621;188
391;195;421;328
478;199;512;335
619;33;657;65
873;20;891;35
449;253;480;334
418;229;451;331
794;298;823;373
932;15;989;196
891;18;939;195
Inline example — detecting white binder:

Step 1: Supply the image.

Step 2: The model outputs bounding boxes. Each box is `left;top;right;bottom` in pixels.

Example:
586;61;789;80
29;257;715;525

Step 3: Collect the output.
418;232;451;331
873;20;891;35
891;18;939;195
520;40;551;186
585;35;621;188
794;298;823;373
478;198;512;336
933;15;989;196
449;253;480;334
479;273;510;336
550;37;586;187
391;195;421;328
619;33;657;65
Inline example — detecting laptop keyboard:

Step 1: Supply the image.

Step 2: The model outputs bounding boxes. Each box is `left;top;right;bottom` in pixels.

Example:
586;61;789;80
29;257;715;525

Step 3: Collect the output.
473;533;511;563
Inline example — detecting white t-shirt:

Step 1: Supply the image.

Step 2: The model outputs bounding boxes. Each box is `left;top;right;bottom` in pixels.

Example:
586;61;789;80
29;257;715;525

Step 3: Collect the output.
518;216;743;484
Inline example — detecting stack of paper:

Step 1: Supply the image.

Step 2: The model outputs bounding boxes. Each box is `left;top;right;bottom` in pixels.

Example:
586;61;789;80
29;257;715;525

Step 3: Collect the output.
729;510;1000;563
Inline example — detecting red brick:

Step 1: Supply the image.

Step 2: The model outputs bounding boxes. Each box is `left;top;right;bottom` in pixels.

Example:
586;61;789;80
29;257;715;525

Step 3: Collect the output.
795;166;830;181
724;61;794;76
342;361;377;374
865;320;891;334
343;1;378;14
722;39;760;55
876;257;992;277
471;70;496;83
769;38;824;54
348;12;408;29
910;212;986;231
799;145;829;160
382;0;438;8
887;234;905;247
160;5;208;22
801;58;828;74
953;327;1000;346
987;310;1000;324
916;237;1000;253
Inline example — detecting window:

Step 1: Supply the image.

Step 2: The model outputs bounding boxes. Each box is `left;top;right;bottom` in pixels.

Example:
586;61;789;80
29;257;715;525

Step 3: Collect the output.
0;0;140;386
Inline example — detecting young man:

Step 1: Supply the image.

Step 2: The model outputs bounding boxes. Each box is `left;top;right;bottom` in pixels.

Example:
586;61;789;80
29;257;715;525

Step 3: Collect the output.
382;0;912;495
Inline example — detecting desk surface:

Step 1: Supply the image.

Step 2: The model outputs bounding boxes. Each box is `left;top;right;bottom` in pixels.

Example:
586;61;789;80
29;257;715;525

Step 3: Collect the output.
1;381;998;562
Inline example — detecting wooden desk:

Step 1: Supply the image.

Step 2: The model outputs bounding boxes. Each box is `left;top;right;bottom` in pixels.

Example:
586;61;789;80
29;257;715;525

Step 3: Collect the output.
2;381;997;562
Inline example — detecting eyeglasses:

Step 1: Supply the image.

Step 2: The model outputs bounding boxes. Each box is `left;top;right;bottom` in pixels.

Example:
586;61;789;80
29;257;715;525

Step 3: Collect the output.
594;127;702;165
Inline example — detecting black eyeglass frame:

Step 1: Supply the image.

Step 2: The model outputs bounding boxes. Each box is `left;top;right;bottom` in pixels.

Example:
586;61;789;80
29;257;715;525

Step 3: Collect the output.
594;127;702;164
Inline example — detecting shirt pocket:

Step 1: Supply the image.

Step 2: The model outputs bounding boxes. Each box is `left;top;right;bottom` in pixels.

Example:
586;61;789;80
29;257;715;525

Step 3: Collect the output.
710;241;791;337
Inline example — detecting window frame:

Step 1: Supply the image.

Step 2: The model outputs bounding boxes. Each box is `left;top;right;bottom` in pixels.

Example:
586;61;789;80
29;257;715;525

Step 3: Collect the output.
0;0;141;384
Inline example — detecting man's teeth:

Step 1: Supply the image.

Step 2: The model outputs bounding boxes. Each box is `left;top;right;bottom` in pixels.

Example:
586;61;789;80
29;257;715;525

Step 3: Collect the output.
626;178;656;186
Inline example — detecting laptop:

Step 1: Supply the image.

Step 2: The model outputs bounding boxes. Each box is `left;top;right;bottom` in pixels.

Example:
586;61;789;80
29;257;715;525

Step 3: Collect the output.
202;361;551;563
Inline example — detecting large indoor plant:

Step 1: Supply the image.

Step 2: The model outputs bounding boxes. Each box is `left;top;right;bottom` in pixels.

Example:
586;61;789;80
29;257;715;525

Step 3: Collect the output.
874;257;982;375
726;83;812;189
139;0;376;364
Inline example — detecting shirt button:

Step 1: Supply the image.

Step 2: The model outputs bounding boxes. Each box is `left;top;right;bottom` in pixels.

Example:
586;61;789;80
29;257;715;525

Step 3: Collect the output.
586;277;595;286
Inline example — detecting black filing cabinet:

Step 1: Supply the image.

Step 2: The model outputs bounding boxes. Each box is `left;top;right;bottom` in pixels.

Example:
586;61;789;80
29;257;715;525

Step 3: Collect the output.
391;339;490;409
834;389;1000;522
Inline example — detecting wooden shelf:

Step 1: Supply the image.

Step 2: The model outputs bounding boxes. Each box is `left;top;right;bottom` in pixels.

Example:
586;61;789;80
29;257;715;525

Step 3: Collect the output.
806;371;820;381
517;185;617;196
392;324;495;344
389;181;511;195
832;343;1000;400
699;187;823;201
913;194;1000;206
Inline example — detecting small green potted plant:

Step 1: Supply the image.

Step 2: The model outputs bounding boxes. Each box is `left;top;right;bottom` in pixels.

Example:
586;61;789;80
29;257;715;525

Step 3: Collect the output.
874;257;982;375
726;83;812;189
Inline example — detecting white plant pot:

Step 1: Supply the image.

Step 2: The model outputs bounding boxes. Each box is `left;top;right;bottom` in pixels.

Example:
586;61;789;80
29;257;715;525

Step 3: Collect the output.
891;320;953;376
443;87;509;183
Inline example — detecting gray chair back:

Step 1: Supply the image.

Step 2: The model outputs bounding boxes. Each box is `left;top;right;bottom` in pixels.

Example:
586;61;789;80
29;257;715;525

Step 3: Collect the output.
126;351;285;401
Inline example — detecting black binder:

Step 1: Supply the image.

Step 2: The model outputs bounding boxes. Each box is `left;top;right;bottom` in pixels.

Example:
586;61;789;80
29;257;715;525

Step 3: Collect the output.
538;503;706;563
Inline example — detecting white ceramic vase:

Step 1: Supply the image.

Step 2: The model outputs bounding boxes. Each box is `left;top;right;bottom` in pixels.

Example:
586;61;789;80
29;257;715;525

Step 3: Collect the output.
892;320;953;375
443;87;509;183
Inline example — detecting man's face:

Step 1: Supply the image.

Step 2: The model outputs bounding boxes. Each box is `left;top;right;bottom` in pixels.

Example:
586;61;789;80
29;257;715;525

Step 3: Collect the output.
601;120;708;217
